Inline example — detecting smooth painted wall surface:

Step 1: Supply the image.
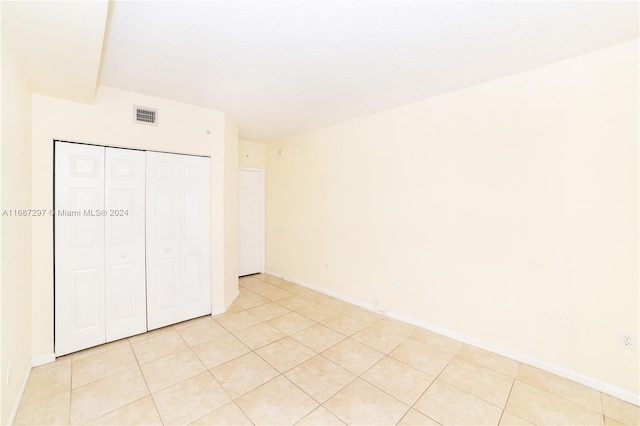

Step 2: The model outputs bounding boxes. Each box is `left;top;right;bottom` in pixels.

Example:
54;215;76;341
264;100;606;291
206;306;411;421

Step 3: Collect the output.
2;0;108;103
1;41;33;424
239;139;266;169
31;85;238;359
224;119;240;306
266;39;639;399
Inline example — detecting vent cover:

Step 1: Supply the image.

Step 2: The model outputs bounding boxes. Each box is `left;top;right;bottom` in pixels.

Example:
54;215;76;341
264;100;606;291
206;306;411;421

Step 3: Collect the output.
134;106;158;126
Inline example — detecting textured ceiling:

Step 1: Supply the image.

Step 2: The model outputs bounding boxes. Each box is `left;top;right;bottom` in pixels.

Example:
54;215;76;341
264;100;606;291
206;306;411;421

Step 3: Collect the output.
99;1;638;142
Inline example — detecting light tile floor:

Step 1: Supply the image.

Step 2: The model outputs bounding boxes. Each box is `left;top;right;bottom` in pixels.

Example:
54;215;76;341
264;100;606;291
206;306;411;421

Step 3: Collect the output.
15;274;640;425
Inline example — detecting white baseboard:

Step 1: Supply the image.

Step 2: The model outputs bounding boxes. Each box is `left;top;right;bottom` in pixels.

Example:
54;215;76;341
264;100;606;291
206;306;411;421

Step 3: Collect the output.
386;311;640;406
227;289;239;308
265;270;379;311
211;289;240;316
210;306;226;315
31;353;56;368
8;353;57;424
265;270;640;406
7;364;31;425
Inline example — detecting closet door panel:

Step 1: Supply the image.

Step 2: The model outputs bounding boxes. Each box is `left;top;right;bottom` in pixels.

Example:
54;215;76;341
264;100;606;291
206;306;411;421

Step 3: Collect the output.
105;148;147;341
181;156;211;318
55;142;106;356
146;152;183;330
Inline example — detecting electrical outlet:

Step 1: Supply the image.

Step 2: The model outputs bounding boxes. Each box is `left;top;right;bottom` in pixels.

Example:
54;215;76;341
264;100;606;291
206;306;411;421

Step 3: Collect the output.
324;263;329;272
392;280;399;290
619;334;636;350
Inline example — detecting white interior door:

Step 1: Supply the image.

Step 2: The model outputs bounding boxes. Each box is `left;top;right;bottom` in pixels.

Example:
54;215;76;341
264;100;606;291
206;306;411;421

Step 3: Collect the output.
55;142;106;356
146;152;182;329
146;152;211;330
181;155;211;319
238;169;265;276
105;148;147;341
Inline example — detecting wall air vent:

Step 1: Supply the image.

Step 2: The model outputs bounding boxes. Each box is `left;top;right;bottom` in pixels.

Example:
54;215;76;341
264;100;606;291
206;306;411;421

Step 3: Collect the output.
133;106;158;126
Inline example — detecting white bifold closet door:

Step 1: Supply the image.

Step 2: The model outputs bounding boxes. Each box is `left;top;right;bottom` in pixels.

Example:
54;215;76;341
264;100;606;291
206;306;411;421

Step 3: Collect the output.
238;169;265;276
55;143;147;356
104;147;146;342
55;143;106;355
146;152;211;330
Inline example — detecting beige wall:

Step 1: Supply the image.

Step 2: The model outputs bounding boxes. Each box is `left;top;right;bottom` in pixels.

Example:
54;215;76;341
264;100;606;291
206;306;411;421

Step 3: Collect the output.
2;1;108;104
224;120;240;306
1;41;33;423
31;85;238;359
266;39;639;401
239;139;267;169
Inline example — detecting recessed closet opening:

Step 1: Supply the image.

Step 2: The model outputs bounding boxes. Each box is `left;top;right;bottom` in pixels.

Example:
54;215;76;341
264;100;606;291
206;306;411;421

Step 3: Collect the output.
54;140;212;356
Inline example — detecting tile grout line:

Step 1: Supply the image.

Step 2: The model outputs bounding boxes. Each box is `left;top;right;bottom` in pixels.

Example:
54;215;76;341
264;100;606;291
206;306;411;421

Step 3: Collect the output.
599;390;606;424
497;374;518;425
250;272;410;422
205;369;256;425
455;351;519;379
225;279;436;424
209;288;396;425
126;336;163;425
82;395;157;425
403;344;460;425
255;315;400;423
145;320;245;424
273;276;634;418
69;341;139;423
220;293;355;424
240;276;640;424
236;278;542;425
134;329;211;424
514;373;609;419
23;274;634;425
430;353;518;409
78;338;159;425
230;320;315;424
165;324;237;423
353;360;414;423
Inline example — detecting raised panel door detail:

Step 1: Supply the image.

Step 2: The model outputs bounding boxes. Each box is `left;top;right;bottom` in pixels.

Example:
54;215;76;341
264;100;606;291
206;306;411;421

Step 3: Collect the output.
156;258;180;310
184;164;202;185
105;147;147;342
71;269;102;331
111;189;134;245
146;152;184;330
55;142;106;356
110;159;134;178
71;156;99;176
156;190;176;242
180;155;211;319
183;191;201;239
110;264;135;320
69;189;101;248
184;254;202;303
57;144;210;352
156;163;174;180
147;153;211;329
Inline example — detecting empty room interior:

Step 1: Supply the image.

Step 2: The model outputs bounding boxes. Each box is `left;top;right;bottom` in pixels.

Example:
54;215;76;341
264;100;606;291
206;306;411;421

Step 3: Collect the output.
1;1;639;425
